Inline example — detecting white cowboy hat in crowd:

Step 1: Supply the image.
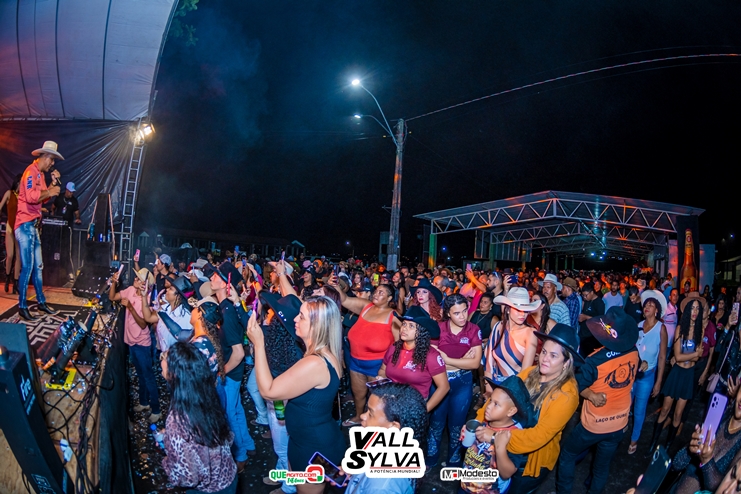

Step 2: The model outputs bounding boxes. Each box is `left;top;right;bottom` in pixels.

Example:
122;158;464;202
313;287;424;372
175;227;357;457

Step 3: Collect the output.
32;141;64;160
640;289;668;317
537;273;562;291
494;287;542;312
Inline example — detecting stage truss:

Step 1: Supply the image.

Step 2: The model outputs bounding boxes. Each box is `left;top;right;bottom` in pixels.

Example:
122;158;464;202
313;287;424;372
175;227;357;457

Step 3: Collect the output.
415;190;703;259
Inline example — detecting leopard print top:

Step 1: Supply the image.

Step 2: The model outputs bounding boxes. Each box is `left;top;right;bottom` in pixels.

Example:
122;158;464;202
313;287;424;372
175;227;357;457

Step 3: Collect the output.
162;412;236;492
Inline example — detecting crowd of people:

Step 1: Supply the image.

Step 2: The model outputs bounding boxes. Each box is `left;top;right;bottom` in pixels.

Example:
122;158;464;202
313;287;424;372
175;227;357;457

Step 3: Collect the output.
103;246;741;494
9;143;741;494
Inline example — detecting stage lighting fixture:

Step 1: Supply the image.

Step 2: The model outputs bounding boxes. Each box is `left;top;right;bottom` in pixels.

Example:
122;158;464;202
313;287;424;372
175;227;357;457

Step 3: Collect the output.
135;123;155;143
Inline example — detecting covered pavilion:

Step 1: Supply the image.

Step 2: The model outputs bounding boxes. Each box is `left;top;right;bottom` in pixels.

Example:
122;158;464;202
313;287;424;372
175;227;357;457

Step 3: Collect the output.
415;190;704;271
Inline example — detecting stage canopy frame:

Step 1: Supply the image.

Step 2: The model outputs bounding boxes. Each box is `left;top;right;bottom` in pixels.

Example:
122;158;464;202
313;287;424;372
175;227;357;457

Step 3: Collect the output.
415;190;704;265
0;0;178;264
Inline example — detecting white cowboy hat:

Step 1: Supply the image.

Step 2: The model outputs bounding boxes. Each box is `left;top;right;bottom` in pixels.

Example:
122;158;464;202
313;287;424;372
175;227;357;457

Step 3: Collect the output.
640;289;668;317
537;273;562;291
493;287;542;312
32;141;64;160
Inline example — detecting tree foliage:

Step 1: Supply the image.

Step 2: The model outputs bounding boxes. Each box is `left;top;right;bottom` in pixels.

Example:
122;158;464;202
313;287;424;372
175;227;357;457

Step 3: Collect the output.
168;0;200;46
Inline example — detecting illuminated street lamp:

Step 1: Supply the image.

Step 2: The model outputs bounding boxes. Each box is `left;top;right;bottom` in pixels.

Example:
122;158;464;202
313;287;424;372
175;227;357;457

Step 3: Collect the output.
351;78;406;270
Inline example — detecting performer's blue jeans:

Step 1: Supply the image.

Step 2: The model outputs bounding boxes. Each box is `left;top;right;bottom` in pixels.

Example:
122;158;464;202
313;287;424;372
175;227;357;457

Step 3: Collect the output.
15;221;46;309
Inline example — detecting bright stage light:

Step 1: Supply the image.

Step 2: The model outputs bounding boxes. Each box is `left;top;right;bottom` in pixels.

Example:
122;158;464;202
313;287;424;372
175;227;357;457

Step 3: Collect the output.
135;123;155;143
351;79;361;86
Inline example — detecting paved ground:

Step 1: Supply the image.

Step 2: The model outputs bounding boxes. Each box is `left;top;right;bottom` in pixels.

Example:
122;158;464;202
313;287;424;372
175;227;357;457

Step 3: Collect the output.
129;361;704;494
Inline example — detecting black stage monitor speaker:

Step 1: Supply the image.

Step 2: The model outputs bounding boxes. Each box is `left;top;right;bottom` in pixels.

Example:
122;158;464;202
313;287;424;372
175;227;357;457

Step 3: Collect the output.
0;348;72;494
0;322;43;406
40;219;72;287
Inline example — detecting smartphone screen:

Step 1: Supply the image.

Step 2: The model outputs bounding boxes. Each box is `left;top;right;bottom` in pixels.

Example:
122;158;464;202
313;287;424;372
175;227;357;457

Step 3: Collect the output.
281;250;285;261
310;452;346;486
733;303;740;321
635;445;671;494
134;249;140;262
466;263;472;271
366;377;393;388
701;392;728;443
116;264;124;278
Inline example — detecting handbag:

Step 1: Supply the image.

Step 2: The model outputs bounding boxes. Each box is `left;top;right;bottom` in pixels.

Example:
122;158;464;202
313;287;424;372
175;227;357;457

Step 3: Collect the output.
707;331;734;393
159;311;194;342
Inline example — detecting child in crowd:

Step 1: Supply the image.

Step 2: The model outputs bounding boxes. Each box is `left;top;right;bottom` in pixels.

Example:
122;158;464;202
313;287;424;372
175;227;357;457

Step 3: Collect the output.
460;375;533;494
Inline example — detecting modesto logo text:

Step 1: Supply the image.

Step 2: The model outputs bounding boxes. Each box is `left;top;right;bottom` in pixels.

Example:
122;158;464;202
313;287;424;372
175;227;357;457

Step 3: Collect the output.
440;467;500;482
341;427;425;478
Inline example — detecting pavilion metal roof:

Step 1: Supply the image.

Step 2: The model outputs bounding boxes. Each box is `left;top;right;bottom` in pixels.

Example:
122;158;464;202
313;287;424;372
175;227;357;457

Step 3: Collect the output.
414;190;704;258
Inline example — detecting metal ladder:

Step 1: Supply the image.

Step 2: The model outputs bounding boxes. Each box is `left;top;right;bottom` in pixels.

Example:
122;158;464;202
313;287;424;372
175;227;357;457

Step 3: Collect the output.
120;130;146;265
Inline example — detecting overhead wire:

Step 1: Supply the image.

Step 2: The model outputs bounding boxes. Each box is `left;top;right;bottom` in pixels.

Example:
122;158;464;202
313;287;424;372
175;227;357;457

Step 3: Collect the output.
405;53;741;122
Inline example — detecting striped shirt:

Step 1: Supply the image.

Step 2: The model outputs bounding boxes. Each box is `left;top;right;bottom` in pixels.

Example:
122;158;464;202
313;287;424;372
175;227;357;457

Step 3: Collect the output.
487;322;534;378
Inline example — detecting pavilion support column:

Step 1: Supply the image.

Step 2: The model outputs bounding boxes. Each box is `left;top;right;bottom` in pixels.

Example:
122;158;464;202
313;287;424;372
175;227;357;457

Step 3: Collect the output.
427;233;437;269
555;255;559;272
488;241;496;271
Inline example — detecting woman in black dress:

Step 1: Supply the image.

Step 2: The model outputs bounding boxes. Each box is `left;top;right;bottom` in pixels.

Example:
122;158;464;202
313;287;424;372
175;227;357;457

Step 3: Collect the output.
248;295;344;494
649;299;704;450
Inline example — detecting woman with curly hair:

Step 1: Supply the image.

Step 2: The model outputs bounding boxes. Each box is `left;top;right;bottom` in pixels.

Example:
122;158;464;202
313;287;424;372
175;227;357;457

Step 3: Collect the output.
427;293;483;467
345;382;429;493
160;342;237;494
377;306;450;411
649;297;705;450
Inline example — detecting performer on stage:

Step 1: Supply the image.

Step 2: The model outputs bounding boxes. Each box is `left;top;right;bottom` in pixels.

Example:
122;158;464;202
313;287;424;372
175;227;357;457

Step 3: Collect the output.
15;140;62;321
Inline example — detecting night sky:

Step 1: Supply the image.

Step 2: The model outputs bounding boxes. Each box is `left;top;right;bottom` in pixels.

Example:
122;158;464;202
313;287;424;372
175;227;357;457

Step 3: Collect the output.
137;1;741;262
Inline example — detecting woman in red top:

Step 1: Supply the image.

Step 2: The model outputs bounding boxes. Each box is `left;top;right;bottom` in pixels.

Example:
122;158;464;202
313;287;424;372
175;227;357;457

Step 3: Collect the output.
333;278;401;426
428;293;483;467
378;306;450;411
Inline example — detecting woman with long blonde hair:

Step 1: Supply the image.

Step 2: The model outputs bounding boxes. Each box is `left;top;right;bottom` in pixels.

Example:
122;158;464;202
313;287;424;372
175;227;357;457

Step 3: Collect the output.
475;323;582;494
248;295;344;494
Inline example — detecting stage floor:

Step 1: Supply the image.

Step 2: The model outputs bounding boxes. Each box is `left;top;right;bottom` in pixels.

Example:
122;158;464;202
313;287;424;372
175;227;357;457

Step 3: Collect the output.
0;285;88;314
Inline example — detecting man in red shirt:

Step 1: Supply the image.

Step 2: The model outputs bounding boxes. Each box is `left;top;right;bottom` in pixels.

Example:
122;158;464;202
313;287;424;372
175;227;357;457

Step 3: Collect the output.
15;141;62;321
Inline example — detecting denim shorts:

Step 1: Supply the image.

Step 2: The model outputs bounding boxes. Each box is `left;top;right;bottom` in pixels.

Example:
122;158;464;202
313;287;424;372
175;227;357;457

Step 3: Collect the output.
347;354;383;377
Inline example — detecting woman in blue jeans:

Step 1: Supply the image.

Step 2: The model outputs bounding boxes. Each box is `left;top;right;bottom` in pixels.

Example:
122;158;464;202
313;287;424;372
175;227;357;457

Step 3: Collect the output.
628;289;667;454
428;294;482;467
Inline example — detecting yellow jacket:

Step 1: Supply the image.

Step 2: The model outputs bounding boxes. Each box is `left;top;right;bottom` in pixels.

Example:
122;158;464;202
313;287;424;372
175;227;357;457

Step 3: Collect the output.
476;366;579;477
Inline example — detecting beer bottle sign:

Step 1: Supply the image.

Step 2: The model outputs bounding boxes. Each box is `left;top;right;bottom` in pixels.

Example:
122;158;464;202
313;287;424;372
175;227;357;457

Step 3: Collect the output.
680;229;698;291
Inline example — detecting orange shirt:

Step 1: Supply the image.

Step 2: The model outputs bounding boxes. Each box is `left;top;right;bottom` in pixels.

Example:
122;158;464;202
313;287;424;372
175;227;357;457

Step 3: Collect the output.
15;162;47;228
577;347;639;434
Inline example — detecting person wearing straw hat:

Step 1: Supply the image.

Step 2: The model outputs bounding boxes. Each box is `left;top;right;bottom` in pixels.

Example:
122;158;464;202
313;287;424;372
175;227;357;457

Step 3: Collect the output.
485;287;541;381
555;307;639;494
14;141;64;321
538;273;570;327
626;289;668;455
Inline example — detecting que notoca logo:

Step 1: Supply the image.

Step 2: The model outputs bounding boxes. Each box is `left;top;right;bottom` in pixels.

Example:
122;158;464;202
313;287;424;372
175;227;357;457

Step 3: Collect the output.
269;465;324;485
341;427;425;478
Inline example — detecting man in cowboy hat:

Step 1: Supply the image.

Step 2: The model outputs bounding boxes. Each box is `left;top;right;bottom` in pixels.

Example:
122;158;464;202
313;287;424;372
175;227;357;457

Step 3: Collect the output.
556;307;639;494
203;261;256;470
539;273;570;327
15;141;64;320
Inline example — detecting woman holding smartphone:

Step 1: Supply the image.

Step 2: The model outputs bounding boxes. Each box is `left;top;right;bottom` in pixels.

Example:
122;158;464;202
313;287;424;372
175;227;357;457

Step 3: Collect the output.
671;384;741;493
248;295;344;494
427;293;482;467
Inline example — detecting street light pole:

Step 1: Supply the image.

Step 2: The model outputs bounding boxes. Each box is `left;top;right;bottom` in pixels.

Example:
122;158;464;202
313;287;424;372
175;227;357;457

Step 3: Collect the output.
351;79;406;270
387;118;406;271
